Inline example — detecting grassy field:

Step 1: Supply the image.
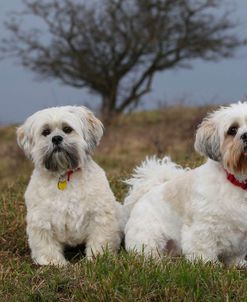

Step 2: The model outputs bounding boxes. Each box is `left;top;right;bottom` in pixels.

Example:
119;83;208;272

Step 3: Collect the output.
1;105;247;301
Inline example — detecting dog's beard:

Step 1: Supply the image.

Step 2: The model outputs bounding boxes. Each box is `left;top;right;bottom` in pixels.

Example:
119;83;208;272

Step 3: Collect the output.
43;143;80;172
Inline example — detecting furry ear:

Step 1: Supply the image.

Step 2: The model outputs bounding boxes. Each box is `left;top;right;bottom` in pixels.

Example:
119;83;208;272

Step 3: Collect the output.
194;117;221;161
85;110;104;152
70;106;104;153
16;124;33;159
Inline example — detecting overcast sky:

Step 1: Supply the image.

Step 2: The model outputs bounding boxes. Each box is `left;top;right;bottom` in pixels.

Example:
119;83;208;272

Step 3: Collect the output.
0;1;247;125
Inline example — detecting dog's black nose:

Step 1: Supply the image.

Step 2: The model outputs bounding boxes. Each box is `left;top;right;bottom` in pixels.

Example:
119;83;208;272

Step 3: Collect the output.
52;135;63;145
241;133;247;141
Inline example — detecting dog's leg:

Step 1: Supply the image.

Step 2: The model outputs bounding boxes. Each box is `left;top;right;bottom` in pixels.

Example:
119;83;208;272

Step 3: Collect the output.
125;223;166;259
28;227;67;266
124;197;169;258
181;224;220;264
85;216;122;258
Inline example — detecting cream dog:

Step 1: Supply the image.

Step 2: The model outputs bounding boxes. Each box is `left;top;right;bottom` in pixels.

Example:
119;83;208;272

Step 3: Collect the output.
17;106;123;266
124;102;247;266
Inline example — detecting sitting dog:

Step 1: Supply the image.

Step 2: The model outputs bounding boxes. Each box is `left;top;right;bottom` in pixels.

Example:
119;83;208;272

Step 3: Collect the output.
124;102;247;266
17;106;123;266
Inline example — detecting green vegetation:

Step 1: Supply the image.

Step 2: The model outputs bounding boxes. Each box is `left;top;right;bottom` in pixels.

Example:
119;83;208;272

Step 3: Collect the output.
1;106;247;301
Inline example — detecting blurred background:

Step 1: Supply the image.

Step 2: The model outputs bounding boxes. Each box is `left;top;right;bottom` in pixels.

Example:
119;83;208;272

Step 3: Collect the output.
0;0;247;125
0;0;247;187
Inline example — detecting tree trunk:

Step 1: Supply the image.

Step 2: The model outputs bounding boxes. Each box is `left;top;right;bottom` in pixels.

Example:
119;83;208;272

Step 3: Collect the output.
100;95;120;125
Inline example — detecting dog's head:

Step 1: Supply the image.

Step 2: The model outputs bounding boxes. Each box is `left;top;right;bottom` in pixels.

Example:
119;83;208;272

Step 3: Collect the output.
195;102;247;177
17;106;103;172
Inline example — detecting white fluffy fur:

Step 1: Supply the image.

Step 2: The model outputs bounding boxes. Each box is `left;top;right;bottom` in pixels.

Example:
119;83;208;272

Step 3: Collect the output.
17;106;123;266
124;156;187;217
124;102;247;266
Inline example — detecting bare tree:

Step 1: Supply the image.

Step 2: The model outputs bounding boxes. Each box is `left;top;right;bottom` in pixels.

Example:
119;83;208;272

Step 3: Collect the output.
1;0;245;116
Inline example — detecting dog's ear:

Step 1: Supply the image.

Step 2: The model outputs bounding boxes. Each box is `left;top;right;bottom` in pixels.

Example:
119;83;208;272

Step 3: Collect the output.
16;124;33;159
194;117;221;161
70;106;104;153
84;109;104;153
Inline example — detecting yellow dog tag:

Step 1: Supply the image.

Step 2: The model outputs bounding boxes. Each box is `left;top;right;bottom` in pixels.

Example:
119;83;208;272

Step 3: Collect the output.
58;180;67;190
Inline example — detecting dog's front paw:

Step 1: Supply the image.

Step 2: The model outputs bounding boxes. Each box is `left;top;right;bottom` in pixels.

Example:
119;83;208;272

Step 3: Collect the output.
234;258;247;269
85;247;102;259
33;254;68;267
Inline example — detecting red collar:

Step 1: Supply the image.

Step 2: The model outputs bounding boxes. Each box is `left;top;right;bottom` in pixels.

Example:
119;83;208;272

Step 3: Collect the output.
225;170;247;191
66;167;80;181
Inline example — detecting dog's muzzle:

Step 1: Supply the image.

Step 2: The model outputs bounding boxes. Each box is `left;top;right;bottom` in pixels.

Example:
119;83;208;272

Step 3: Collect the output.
44;144;79;172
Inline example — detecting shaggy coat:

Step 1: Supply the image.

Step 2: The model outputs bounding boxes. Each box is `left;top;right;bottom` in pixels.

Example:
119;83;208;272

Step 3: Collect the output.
124;102;247;266
17;106;123;266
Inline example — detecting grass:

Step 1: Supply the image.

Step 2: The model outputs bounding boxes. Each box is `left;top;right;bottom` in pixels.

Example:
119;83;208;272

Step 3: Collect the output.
2;253;247;301
1;105;247;301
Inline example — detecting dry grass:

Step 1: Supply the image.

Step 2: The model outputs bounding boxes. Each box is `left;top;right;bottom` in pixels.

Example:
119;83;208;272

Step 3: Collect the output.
95;106;211;175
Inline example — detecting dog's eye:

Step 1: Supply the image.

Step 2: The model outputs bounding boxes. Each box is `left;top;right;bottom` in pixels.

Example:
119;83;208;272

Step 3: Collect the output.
63;126;73;134
227;126;238;136
42;129;51;136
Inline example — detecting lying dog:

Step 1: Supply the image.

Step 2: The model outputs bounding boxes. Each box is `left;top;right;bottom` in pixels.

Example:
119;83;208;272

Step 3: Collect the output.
124;102;247;266
17;106;123;266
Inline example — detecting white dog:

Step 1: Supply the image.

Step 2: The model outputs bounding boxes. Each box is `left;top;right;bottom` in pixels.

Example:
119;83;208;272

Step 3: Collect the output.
124;102;247;266
17;106;123;266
